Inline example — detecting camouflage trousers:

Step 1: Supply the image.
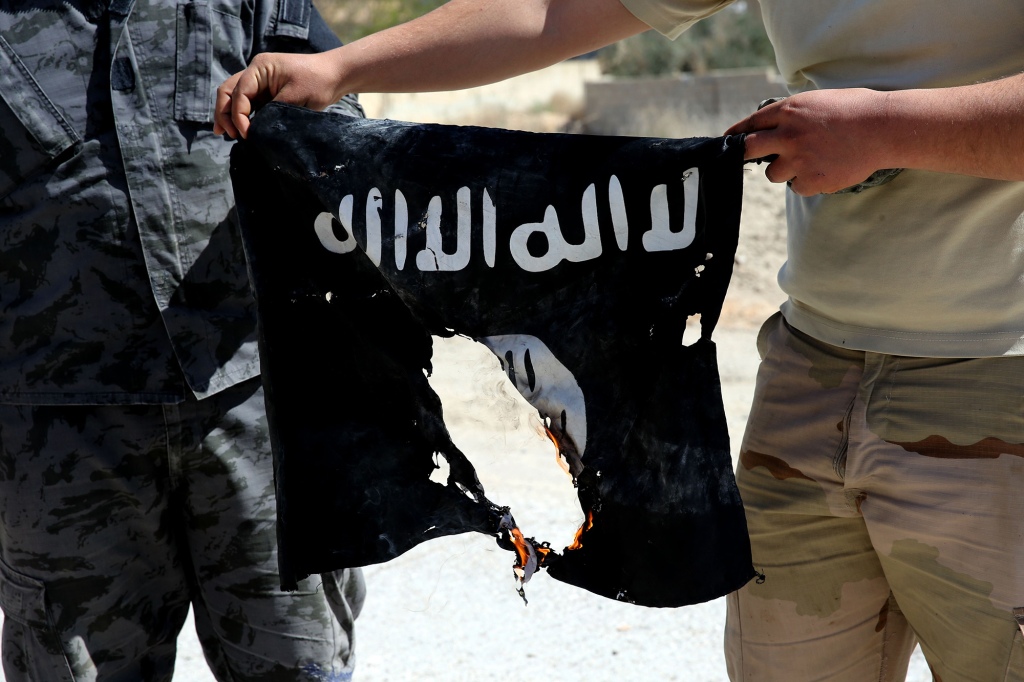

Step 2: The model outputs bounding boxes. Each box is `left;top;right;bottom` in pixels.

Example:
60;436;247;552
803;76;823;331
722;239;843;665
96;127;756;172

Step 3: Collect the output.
725;313;1024;681
0;378;365;682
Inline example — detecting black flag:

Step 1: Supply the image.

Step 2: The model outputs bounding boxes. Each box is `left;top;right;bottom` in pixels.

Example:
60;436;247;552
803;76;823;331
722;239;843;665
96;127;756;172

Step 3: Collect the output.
232;102;755;607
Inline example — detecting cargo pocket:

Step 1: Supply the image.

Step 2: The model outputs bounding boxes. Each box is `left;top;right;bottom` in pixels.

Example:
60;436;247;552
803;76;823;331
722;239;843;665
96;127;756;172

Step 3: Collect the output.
0;557;74;681
0;35;81;200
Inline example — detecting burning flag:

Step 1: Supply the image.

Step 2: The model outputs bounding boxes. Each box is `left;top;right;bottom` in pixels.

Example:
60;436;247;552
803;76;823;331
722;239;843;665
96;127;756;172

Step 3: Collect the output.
232;103;755;607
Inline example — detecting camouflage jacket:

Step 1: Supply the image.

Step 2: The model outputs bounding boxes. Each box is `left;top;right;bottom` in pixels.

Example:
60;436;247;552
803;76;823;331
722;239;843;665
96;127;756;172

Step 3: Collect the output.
0;0;361;404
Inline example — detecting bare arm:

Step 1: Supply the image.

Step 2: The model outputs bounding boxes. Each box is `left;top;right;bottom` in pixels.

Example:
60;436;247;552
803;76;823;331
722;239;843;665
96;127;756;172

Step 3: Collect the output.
214;0;647;138
728;73;1024;196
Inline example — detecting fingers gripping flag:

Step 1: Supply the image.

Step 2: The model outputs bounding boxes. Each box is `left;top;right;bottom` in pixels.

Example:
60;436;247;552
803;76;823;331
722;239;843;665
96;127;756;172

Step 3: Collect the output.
232;103;755;607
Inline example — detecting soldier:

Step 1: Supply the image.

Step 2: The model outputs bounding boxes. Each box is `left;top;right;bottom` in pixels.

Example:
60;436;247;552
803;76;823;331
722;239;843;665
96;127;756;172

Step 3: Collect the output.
0;1;364;680
216;0;1024;680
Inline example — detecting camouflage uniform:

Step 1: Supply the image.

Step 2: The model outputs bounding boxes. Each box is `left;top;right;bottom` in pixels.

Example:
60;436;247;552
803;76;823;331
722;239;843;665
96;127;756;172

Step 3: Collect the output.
726;313;1024;681
0;1;365;680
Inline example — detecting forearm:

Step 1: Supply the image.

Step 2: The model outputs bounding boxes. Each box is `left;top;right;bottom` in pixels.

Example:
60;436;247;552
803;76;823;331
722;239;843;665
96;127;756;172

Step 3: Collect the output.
878;73;1024;181
325;0;645;98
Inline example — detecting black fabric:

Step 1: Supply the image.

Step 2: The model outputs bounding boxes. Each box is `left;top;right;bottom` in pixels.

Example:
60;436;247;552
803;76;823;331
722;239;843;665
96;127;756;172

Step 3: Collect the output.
232;103;755;607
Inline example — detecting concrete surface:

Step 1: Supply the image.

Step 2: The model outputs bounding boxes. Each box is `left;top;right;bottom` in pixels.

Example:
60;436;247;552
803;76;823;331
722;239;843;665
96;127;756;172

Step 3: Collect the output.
583;68;788;139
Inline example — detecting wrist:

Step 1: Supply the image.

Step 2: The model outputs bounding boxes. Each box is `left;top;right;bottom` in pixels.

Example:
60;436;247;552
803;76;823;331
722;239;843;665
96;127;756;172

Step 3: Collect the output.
320;47;355;103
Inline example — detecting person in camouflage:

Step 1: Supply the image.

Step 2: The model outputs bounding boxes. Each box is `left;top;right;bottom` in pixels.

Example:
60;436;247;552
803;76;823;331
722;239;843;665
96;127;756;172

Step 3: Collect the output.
0;1;365;680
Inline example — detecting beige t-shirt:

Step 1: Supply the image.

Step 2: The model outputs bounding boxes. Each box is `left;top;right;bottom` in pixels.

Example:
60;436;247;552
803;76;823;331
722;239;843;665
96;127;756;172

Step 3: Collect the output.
619;0;1024;356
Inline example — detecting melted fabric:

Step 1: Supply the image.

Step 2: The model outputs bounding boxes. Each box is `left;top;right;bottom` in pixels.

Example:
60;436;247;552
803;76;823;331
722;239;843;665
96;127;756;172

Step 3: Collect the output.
232;103;755;607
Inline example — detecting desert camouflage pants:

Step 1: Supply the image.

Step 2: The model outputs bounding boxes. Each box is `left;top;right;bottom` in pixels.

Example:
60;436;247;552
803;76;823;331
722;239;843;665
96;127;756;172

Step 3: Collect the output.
0;378;365;682
725;313;1024;681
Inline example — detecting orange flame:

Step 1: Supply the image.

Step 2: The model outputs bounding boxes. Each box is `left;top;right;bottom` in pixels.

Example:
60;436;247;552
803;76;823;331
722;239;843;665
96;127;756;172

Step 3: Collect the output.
542;424;572;477
509;527;532;571
567;510;594;551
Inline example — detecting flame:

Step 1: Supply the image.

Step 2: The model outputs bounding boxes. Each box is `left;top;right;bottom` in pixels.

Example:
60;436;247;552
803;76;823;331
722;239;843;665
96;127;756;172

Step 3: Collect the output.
536;419;577;477
542;424;573;477
567;510;594;551
497;511;544;603
509;527;532;572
